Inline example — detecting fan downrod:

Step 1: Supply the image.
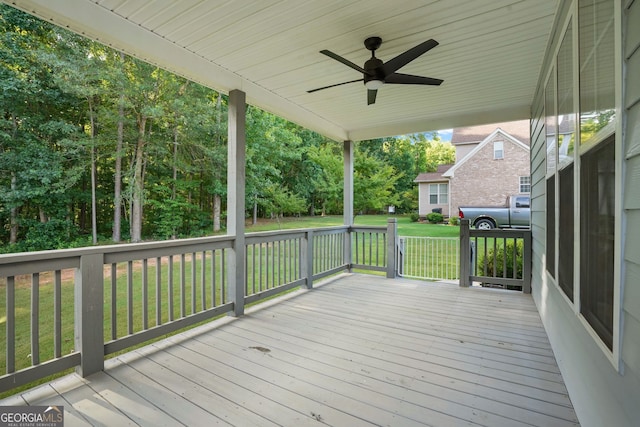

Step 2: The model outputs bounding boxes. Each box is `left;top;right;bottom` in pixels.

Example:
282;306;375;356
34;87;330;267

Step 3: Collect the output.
364;37;382;52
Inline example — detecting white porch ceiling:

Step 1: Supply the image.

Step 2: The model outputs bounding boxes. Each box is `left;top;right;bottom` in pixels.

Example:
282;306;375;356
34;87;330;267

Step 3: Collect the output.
6;0;559;141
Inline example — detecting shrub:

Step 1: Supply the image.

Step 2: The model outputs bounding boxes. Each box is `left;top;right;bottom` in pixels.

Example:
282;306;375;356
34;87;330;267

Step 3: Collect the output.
409;212;420;222
426;212;444;224
19;218;80;251
448;216;460;226
478;239;524;282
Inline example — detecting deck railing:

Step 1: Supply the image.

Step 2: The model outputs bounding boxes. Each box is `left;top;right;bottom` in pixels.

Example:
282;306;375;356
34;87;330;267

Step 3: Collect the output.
397;236;460;280
459;219;531;293
0;220;396;393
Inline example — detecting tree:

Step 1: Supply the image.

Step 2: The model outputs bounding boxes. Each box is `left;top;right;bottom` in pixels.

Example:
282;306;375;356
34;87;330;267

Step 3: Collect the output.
306;142;344;215
353;145;400;217
0;6;86;247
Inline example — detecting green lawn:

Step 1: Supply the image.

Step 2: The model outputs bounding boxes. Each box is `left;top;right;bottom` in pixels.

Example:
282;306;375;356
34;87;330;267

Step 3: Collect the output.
246;214;460;238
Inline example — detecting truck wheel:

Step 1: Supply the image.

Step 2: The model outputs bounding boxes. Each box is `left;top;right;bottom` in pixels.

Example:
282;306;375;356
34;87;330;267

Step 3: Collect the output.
475;219;495;230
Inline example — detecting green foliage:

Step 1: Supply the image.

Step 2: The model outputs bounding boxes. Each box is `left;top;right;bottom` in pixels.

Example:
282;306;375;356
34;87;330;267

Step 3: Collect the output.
426;212;444;224
409;212;420;222
448;216;460;226
18;219;80;251
0;5;461;253
478;240;524;280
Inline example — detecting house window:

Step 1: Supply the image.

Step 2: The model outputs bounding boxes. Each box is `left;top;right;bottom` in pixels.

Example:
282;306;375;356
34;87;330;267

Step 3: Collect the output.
493;141;504;159
580;135;615;349
519;176;531;193
429;183;448;204
545;66;556;279
557;19;575;302
558;164;574;301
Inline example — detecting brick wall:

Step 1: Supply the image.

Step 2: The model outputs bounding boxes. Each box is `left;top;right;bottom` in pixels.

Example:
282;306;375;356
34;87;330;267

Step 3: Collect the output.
449;134;529;215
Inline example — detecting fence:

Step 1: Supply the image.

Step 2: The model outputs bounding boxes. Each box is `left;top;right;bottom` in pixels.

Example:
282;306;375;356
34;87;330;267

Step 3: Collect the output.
0;221;395;393
459;219;531;293
397;236;460;280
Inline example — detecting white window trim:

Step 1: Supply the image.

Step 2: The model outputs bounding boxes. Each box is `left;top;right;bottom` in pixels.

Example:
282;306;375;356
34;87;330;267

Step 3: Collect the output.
493;140;504;159
519;176;531;193
429;183;448;205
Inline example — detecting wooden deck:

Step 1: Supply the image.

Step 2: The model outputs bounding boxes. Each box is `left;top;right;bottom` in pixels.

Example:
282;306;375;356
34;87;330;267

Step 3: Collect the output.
1;274;579;426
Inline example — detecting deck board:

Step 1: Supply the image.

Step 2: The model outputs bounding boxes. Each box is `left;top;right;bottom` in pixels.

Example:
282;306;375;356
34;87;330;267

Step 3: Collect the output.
1;274;580;426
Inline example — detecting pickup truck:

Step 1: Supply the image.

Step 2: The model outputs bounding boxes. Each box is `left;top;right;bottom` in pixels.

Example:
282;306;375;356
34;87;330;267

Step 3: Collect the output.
458;195;530;229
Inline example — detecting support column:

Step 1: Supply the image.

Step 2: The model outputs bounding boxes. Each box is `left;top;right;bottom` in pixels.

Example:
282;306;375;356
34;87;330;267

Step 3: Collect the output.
343;140;354;226
343;140;354;270
227;90;246;317
75;253;104;377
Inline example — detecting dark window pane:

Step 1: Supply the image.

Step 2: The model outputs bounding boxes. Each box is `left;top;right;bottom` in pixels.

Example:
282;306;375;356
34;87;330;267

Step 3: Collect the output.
558;164;574;301
580;135;615;349
546;177;555;278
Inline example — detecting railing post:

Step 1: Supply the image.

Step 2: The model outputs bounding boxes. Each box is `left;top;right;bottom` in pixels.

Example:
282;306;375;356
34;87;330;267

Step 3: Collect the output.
302;229;314;289
386;218;398;278
523;229;532;294
75;252;104;377
459;219;471;287
344;228;352;272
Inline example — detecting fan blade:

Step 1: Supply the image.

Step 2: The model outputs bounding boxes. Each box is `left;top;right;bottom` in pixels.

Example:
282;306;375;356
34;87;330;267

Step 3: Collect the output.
367;89;377;105
381;39;439;75
386;73;443;86
320;50;372;75
307;78;363;93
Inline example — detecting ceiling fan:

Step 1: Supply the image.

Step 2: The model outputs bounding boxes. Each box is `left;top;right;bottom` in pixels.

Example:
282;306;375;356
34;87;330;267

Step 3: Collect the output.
308;36;443;105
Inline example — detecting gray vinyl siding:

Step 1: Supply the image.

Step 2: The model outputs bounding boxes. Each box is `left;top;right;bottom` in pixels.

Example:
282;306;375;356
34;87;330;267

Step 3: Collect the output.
528;1;640;426
622;0;640;389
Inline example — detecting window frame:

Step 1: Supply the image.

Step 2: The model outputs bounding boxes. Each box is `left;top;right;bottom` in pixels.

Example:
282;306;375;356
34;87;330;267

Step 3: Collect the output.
428;183;448;205
493;140;504;159
519;176;531;193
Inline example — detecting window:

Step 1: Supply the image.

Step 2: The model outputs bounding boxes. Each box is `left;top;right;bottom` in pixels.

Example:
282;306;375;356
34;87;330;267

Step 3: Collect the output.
493;141;504;159
546;177;555;278
519;176;531;193
577;0;616;351
545;68;556;279
515;196;530;208
558;164;574;301
557;19;575;302
579;0;615;145
429;183;448;204
580;136;615;349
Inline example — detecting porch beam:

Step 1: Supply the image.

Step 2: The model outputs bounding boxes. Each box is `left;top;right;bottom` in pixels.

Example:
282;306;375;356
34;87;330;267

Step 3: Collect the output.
227;89;246;317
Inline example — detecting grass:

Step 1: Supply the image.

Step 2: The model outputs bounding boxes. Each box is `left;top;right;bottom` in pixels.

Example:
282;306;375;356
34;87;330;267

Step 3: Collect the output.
0;214;461;397
246;214;460;238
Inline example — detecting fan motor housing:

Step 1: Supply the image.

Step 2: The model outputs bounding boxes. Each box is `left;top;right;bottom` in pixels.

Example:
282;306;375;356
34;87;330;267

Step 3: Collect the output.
364;57;384;84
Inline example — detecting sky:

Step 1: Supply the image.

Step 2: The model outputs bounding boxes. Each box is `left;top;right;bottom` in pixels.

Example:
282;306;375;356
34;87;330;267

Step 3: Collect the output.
438;129;453;142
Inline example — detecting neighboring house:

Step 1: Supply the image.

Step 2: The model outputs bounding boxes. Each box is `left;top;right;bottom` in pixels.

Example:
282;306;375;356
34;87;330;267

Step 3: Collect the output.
414;121;530;218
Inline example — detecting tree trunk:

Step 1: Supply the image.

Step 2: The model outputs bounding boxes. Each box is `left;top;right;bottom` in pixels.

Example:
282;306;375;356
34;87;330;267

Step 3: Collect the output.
213;194;221;232
131;115;146;242
9;174;18;244
89;96;98;244
213;93;223;230
171;125;178;239
113;56;125;242
253;197;258;225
